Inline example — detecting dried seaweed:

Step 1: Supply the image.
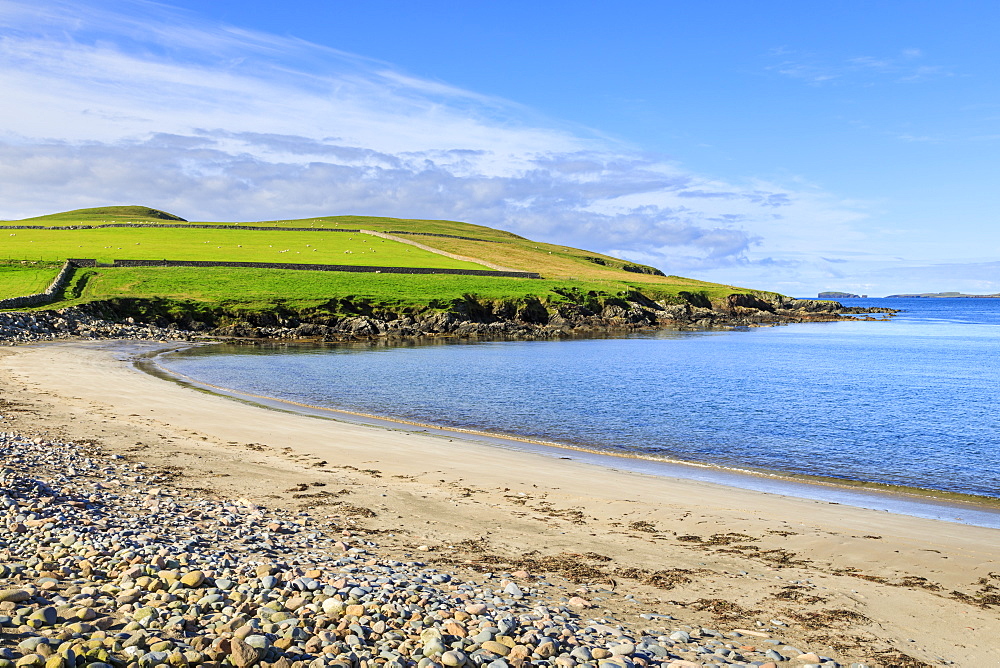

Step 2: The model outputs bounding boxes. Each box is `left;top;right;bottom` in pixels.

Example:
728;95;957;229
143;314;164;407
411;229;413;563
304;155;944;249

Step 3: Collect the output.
676;534;703;542
869;650;934;667
436;549;612;583
788;608;870;630
533;501;587;524
628;520;657;533
772;585;828;604
757;548;807;567
644;568;699;589
702;532;757;546
688;597;758;621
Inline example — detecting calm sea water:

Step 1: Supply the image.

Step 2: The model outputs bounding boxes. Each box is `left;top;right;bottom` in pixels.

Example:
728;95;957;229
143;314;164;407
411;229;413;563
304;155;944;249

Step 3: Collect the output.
159;298;1000;498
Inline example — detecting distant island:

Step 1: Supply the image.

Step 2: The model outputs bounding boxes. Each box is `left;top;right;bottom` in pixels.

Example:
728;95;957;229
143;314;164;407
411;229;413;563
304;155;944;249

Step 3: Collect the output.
818;291;866;299
885;291;1000;298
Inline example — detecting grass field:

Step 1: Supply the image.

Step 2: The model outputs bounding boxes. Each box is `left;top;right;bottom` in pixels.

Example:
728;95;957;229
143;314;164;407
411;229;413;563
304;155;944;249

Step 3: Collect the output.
0;262;62;299
0;206;768;312
0;228;486;269
58;267;634;311
54;266;752;315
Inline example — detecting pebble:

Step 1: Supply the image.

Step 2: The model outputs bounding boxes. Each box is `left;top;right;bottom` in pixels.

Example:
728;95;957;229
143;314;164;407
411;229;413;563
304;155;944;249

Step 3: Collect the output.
610;642;635;656
0;431;844;668
0;590;29;603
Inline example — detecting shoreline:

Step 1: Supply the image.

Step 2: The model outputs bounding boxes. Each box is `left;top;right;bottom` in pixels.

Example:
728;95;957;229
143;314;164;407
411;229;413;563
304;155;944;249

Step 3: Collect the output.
0;289;899;347
1;339;999;665
146;344;1000;529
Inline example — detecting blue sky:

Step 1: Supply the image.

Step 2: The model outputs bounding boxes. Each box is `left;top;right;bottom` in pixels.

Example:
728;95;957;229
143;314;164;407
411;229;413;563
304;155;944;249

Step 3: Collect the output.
1;0;998;296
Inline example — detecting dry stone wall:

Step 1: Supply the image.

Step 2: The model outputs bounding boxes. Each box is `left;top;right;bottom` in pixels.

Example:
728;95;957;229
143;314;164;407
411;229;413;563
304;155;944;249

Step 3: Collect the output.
0;261;75;310
0;223;361;232
74;259;540;279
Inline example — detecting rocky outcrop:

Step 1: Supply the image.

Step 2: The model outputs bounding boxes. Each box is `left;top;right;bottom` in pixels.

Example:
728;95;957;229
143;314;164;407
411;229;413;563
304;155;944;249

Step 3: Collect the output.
227;293;896;341
0;292;897;344
0;308;193;344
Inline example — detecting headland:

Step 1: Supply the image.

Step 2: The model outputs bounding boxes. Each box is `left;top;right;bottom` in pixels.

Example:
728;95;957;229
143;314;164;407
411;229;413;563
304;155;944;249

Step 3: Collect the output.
0;206;895;343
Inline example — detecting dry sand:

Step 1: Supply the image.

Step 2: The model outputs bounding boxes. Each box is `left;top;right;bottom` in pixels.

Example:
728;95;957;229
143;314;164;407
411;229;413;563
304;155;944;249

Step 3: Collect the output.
1;340;998;666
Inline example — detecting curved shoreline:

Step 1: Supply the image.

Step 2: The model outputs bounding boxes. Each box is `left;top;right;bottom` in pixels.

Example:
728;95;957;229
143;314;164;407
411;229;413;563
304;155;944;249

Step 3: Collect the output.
145;343;1000;529
2;339;1000;664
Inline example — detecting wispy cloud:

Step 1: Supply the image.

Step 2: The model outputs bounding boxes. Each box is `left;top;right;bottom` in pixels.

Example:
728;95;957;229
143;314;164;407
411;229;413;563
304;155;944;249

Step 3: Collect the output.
766;47;953;86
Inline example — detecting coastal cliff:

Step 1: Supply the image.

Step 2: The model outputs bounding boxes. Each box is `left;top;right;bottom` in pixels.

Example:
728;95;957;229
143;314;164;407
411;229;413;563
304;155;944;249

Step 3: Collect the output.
0;292;895;344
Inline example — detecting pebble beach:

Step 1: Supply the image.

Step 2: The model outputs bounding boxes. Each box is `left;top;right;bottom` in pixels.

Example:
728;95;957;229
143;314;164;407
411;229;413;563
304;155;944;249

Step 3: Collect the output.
1;340;998;667
2;433;847;668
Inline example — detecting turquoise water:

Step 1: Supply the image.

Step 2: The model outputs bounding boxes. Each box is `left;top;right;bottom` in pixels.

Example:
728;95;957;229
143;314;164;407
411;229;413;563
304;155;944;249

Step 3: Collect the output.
159;298;1000;499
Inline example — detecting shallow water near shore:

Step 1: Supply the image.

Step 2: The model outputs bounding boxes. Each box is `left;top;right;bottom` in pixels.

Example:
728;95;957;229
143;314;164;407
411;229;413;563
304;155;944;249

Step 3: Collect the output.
158;298;1000;505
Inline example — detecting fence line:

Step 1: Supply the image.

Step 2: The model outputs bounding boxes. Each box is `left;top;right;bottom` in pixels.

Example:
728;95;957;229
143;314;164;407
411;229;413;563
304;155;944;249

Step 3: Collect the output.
0;224;502;244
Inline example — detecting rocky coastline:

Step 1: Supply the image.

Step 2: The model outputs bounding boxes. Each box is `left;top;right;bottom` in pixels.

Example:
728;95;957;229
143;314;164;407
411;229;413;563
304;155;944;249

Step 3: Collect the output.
0;296;897;345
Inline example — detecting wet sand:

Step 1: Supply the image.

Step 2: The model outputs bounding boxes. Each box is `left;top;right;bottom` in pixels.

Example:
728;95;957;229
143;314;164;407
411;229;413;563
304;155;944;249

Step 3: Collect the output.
1;340;998;666
141;352;1000;531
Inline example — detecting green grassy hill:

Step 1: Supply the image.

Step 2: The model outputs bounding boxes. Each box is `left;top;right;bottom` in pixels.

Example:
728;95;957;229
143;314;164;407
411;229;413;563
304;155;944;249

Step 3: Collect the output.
1;206;769;317
15;205;187;223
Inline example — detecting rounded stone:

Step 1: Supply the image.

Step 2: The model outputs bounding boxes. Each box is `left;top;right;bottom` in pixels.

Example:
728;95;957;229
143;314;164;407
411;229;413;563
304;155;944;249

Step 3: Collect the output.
179;571;205;588
441;650;467;667
0;590;30;603
15;656;44;668
610;643;634;657
423;640;445;657
28;607;57;627
230;638;263;667
481;642;510;657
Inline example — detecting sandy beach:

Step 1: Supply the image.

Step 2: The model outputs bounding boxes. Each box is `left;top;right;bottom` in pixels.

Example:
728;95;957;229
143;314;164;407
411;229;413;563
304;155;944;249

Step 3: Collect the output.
1;340;998;666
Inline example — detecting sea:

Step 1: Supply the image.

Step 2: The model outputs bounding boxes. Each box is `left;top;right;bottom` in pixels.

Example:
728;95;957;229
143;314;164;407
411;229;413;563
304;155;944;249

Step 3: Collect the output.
156;298;1000;509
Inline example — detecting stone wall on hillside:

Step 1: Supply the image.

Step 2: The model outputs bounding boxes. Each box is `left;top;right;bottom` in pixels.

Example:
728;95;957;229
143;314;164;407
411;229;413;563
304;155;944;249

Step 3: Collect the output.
0;261;75;310
0;223;362;232
71;258;540;279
